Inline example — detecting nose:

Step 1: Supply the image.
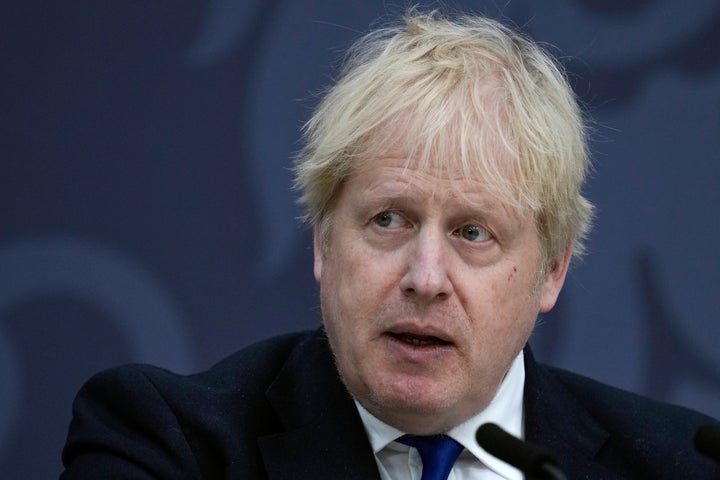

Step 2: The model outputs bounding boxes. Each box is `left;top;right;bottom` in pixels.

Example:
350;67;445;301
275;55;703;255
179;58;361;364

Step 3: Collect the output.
399;228;454;301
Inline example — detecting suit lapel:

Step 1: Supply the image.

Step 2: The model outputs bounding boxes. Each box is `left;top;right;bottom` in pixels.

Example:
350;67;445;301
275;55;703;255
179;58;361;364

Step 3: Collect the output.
523;346;616;479
258;329;381;480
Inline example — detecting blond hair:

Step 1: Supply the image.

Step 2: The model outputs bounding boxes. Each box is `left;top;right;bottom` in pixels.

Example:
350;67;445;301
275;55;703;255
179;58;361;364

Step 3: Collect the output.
294;9;594;269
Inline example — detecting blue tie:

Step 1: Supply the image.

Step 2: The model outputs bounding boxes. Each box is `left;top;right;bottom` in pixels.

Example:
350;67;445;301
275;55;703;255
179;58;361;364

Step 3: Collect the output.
398;434;464;480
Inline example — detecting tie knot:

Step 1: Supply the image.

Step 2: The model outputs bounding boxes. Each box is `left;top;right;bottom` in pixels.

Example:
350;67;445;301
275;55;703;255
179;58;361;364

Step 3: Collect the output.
398;434;464;480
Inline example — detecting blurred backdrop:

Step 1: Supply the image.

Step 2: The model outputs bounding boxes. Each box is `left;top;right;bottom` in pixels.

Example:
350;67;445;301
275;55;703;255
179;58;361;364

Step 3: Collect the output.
2;1;719;478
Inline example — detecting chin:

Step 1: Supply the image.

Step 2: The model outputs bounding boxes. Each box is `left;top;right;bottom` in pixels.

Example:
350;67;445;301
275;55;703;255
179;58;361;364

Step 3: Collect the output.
367;397;462;435
361;377;466;431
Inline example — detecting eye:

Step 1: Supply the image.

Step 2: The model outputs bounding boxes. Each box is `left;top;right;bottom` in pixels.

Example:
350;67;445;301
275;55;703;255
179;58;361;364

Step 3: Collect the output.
373;211;406;229
456;224;491;243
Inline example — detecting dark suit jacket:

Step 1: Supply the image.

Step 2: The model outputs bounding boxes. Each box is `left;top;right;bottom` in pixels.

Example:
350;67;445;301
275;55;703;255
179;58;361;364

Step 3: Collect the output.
60;329;720;479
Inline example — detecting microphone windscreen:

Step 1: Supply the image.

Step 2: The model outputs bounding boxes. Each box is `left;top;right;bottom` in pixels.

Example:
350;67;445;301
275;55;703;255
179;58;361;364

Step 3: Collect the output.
475;422;558;474
695;423;720;463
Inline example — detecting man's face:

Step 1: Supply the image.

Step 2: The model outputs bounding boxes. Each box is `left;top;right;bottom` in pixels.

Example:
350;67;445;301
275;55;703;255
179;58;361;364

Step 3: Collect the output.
314;150;570;435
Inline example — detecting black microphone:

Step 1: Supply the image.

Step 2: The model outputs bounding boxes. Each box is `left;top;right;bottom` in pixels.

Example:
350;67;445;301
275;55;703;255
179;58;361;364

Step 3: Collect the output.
476;422;567;480
695;423;720;463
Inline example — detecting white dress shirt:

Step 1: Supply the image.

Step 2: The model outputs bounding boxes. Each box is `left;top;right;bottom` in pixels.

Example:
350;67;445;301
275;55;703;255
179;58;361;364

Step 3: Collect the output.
355;350;526;480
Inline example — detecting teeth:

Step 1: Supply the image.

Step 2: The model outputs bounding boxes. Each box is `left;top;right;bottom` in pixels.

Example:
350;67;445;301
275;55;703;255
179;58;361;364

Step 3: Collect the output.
407;337;431;346
398;334;441;346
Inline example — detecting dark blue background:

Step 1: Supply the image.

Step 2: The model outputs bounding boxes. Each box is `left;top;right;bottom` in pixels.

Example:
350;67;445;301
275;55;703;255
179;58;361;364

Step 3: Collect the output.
1;1;719;478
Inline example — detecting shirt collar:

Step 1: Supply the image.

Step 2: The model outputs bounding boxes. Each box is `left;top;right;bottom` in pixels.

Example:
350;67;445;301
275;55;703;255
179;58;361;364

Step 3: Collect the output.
356;350;525;479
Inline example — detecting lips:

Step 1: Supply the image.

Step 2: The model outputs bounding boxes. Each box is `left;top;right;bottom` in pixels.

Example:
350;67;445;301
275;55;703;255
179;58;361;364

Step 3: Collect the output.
388;331;453;347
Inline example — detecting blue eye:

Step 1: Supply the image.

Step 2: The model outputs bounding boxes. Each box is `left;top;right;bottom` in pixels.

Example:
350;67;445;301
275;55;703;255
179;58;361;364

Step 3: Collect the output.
373;211;404;228
458;224;490;242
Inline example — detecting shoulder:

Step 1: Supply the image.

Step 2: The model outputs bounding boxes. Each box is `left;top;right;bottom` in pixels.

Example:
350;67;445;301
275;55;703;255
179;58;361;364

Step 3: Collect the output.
75;330;314;411
544;364;719;477
77;329;321;426
61;329;323;479
548;365;714;432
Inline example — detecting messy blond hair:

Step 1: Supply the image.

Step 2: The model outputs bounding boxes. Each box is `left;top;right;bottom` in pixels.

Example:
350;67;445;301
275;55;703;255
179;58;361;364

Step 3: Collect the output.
294;9;594;270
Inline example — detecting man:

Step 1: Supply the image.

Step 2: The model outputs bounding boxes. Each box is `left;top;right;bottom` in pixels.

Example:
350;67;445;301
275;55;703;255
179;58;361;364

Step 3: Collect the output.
60;9;719;479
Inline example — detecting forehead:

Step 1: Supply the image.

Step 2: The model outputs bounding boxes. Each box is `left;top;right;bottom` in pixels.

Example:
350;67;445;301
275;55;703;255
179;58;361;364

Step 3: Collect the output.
350;116;522;213
347;154;519;222
354;155;476;195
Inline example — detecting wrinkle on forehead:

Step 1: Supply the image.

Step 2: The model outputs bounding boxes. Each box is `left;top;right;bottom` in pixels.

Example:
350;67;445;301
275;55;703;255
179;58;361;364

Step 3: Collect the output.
353;158;529;231
352;159;524;226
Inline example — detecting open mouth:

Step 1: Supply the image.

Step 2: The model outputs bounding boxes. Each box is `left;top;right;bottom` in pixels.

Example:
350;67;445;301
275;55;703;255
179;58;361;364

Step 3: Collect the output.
389;332;452;347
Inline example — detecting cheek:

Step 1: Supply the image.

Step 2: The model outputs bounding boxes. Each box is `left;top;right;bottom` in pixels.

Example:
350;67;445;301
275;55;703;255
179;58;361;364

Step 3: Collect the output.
319;249;393;380
464;274;538;372
327;237;398;293
466;264;540;337
499;269;541;341
320;245;381;328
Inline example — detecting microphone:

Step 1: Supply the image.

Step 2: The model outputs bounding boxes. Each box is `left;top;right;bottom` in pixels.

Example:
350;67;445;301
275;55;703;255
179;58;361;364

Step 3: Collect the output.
695;423;720;463
476;422;567;480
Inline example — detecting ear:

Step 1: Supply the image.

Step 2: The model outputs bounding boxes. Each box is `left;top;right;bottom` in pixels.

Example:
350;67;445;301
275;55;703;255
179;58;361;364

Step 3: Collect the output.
538;245;573;313
313;226;323;283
